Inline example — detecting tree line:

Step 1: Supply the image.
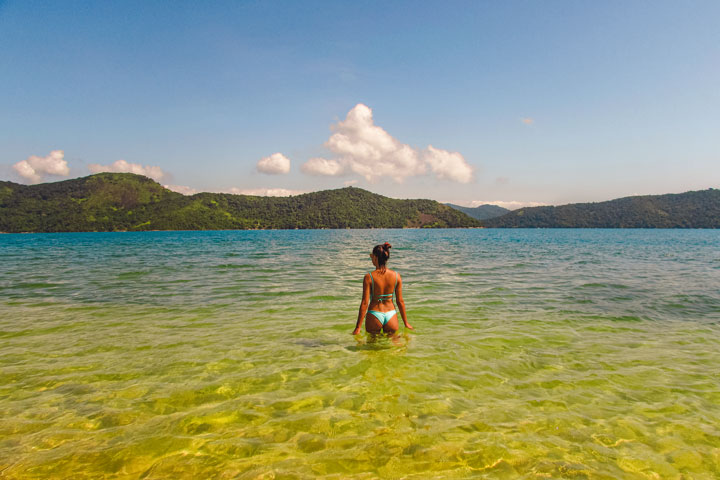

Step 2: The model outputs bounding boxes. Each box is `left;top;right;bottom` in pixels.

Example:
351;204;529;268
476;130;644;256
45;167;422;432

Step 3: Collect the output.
0;173;480;233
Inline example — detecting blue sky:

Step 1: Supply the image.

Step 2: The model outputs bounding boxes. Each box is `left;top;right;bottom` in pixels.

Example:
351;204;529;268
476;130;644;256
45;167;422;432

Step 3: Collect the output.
1;0;718;208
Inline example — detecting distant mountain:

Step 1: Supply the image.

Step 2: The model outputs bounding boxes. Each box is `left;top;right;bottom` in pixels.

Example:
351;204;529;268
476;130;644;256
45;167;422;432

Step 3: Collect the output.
482;189;720;228
446;203;510;220
0;173;481;232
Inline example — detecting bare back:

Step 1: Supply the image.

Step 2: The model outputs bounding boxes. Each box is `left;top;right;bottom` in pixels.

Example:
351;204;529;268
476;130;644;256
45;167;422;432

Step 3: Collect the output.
368;268;398;313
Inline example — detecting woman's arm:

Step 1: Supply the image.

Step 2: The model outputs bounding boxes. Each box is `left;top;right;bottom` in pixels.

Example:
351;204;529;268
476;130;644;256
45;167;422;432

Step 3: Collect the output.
352;273;372;335
395;274;413;330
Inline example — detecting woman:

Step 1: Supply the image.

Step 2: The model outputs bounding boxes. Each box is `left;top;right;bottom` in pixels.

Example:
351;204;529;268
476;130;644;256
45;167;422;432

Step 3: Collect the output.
352;242;413;335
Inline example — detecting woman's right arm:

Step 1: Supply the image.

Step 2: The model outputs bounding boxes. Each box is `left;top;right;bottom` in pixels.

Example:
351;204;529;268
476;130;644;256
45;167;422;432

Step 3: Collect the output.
352;274;372;335
395;274;413;330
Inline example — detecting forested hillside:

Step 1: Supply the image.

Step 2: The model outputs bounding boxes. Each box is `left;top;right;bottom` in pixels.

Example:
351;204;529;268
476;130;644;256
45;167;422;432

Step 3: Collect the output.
0;173;480;232
482;189;720;228
446;203;510;220
3;174;717;231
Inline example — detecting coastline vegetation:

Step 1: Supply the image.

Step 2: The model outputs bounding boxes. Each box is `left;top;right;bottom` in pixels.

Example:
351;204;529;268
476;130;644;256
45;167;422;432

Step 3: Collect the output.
2;173;717;232
0;173;480;232
445;203;510;221
483;189;720;228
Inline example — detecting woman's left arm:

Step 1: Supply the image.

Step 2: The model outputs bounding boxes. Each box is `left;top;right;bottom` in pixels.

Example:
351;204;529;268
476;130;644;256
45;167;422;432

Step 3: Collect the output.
352;274;372;335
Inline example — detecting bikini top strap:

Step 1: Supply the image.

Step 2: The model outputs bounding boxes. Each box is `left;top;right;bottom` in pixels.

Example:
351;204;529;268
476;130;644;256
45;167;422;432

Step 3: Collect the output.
369;270;396;302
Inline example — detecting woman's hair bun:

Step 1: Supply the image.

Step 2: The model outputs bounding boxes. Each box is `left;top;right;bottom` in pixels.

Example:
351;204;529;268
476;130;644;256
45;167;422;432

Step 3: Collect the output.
372;243;391;266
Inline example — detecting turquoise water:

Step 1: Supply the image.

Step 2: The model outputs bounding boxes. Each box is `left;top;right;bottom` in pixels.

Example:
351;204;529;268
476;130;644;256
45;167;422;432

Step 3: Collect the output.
1;229;719;479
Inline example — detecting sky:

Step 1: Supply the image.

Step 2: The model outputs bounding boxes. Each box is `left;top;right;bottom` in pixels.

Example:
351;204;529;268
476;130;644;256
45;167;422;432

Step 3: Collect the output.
1;0;719;208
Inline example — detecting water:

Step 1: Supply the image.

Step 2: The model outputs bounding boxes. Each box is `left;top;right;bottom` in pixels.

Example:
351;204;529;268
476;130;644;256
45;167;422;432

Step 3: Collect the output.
1;229;719;479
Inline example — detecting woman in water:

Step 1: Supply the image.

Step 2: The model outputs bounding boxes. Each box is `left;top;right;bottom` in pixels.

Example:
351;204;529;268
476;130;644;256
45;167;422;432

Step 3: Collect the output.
352;242;413;335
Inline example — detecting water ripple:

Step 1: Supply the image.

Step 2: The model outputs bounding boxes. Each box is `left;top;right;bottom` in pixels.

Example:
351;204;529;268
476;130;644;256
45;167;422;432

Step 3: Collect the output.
1;229;719;478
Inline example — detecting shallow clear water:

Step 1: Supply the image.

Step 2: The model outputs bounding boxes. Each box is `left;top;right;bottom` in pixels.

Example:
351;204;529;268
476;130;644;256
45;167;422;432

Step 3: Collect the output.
1;229;719;479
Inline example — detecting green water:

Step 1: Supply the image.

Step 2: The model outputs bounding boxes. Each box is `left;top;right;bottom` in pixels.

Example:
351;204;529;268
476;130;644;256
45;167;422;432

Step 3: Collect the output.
1;229;719;478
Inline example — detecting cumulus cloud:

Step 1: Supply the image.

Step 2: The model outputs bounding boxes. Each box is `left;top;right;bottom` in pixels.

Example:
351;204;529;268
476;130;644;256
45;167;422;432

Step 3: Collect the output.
88;159;165;181
323;103;426;182
163;184;304;197
424;145;473;183
13;150;70;183
521;117;534;125
301;157;344;176
468;199;547;210
301;103;474;183
257;153;291;174
226;187;305;197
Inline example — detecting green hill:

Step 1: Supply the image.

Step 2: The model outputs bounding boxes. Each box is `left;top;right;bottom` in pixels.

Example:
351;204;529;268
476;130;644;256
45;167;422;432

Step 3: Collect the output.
0;173;481;232
482;189;720;228
446;203;510;220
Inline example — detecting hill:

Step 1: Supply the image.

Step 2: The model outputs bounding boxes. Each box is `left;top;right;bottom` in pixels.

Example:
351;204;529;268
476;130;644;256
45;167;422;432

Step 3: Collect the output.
0;173;481;232
446;203;510;220
482;189;720;228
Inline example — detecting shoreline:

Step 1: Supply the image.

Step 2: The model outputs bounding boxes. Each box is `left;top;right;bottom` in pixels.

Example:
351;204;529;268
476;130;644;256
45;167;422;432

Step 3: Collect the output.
4;226;720;234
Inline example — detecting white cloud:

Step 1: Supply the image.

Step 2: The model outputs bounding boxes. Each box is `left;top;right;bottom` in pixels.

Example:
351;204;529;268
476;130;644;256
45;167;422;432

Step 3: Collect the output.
301;157;344;176
468;199;547;210
226;187;305;197
13;150;70;183
521;117;534;125
164;184;199;195
257;153;291;174
88;159;165;181
162;184;304;197
324;103;426;182
424;145;473;183
301;103;473;183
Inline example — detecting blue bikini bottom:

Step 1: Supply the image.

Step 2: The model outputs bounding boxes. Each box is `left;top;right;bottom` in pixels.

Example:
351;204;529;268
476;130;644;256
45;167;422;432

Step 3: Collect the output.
368;310;397;326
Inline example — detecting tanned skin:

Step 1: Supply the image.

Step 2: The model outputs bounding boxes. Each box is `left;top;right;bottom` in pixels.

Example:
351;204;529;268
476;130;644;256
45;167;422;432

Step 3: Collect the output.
352;252;413;335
